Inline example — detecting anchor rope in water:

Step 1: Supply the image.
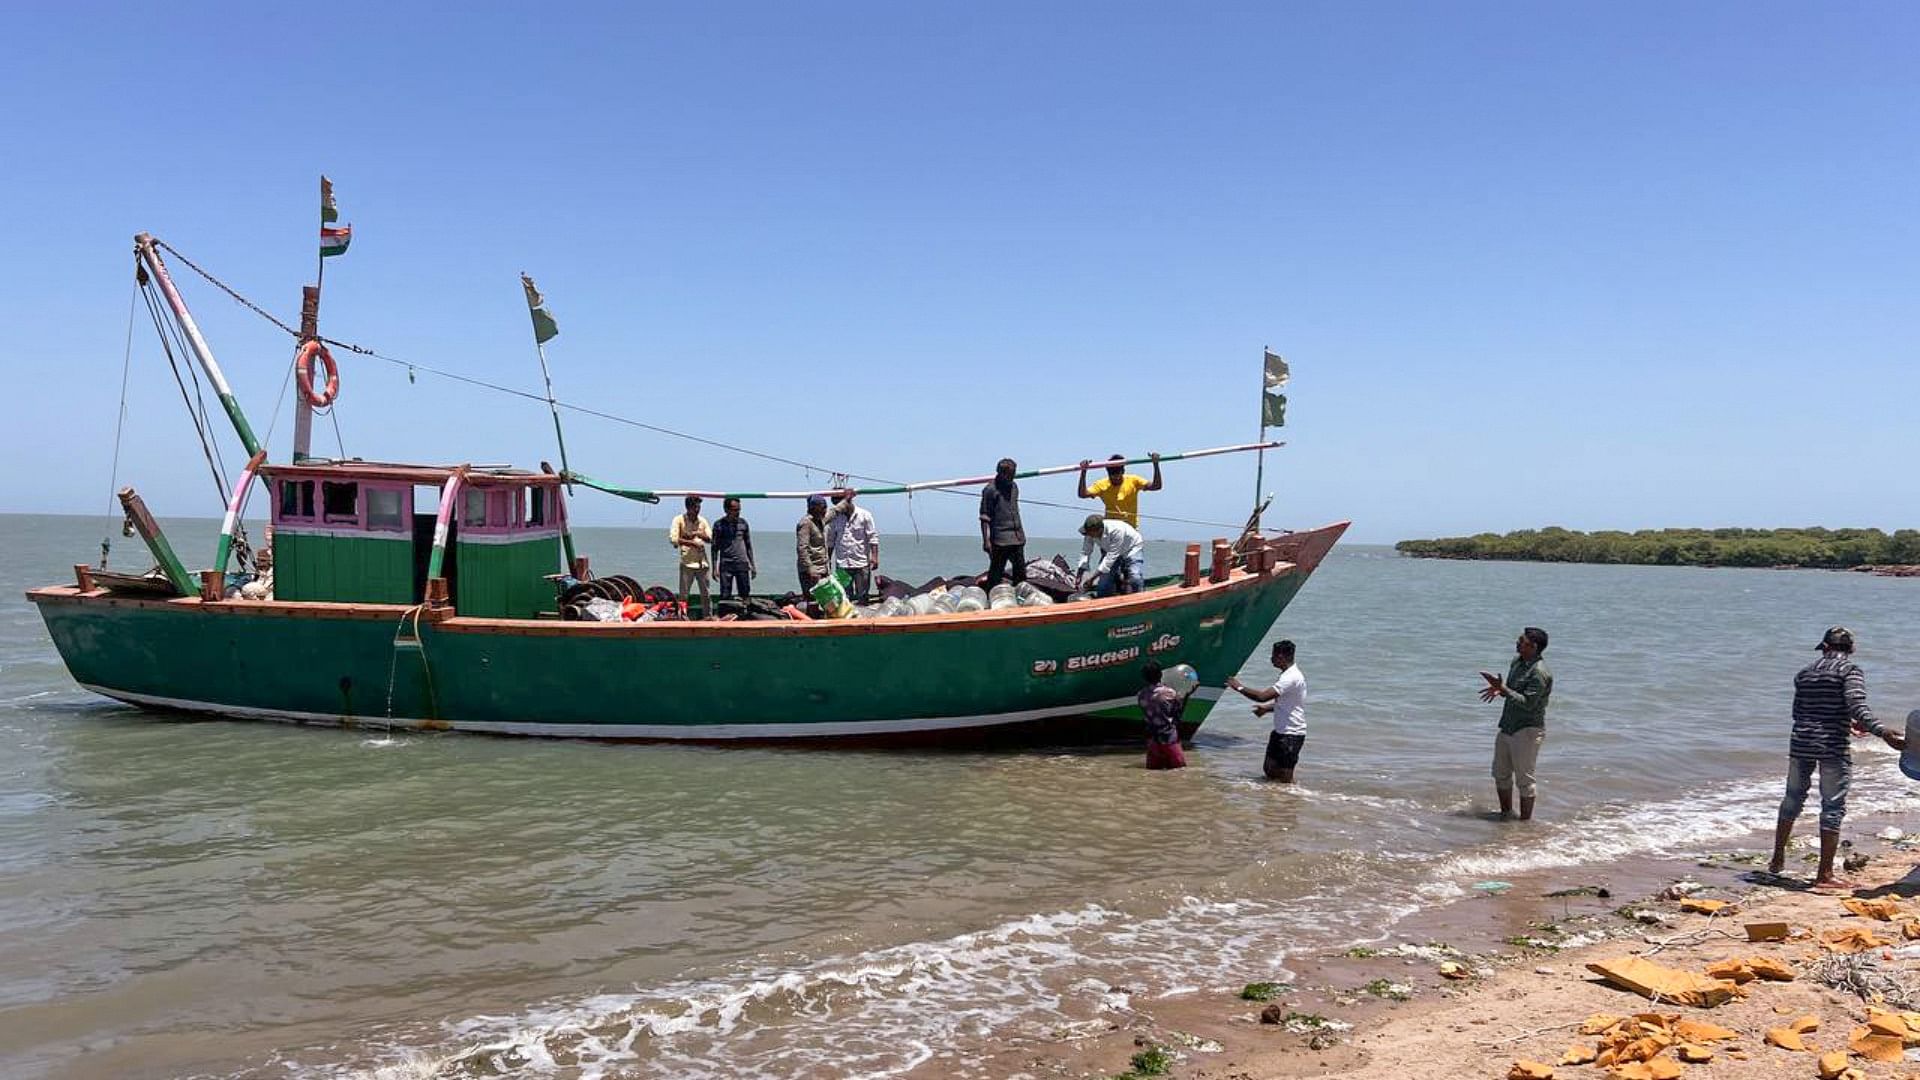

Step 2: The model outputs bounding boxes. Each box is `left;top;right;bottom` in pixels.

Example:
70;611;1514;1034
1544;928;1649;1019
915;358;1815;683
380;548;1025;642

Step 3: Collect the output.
149;240;1262;531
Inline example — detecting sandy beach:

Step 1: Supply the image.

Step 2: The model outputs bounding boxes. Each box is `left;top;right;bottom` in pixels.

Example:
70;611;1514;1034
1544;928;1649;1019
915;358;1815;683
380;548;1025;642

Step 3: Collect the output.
933;820;1920;1080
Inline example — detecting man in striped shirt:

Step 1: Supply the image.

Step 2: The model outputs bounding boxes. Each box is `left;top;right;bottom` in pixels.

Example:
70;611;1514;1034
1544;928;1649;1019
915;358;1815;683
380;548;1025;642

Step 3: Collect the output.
1768;626;1904;888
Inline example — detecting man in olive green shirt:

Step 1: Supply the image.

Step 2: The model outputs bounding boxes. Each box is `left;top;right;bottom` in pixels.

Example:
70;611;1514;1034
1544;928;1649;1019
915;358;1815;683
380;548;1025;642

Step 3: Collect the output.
1478;626;1553;821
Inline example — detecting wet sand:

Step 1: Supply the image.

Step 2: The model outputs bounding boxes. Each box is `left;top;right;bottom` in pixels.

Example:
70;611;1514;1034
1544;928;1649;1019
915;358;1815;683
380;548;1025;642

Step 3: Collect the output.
922;820;1920;1079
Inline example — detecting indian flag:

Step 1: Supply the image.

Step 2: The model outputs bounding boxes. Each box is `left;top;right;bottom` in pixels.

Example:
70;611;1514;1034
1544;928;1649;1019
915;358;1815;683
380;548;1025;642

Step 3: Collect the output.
321;175;340;223
320;225;352;258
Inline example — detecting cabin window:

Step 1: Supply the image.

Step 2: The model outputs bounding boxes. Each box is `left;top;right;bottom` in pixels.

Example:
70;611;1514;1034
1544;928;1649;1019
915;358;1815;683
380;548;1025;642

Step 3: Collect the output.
526;488;546;527
366;488;405;531
463;488;487;527
322;481;360;524
278;479;315;520
489;490;513;528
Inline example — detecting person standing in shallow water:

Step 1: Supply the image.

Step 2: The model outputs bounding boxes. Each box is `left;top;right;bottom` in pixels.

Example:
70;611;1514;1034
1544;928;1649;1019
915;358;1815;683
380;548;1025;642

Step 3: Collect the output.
1479;627;1552;820
1138;661;1187;770
1769;626;1903;889
1226;640;1306;783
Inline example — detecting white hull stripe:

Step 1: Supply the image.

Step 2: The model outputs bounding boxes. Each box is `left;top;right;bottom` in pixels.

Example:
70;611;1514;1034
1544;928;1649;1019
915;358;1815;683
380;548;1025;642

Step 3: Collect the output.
80;684;1223;740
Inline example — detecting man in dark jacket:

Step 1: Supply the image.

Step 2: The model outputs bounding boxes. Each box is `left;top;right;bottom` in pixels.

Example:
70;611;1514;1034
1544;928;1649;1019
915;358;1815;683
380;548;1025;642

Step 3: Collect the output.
979;457;1027;589
796;494;830;595
711;497;756;600
1768;626;1904;888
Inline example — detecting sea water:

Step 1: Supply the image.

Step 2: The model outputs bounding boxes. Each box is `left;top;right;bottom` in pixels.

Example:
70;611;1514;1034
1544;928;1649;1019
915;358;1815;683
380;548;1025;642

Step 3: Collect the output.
2;513;1918;1078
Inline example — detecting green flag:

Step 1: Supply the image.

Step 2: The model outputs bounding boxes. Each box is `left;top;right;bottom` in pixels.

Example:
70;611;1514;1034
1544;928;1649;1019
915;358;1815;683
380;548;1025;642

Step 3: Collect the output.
1262;390;1287;428
1260;349;1287;427
521;273;559;344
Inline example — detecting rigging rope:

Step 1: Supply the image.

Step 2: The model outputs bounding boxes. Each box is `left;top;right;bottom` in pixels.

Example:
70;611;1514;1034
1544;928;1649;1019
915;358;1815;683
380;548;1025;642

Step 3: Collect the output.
148;240;1254;531
140;281;230;502
102;284;138;568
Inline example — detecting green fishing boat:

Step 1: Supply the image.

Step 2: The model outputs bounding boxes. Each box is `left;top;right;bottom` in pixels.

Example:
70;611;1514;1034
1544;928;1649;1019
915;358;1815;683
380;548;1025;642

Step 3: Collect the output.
28;209;1346;745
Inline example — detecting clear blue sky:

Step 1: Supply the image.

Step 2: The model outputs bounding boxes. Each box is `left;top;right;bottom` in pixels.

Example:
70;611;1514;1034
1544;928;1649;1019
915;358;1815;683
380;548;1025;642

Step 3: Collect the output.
2;2;1914;543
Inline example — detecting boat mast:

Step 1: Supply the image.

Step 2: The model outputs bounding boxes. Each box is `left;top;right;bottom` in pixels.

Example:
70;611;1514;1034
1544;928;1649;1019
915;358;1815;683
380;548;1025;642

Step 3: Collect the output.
133;234;264;459
293;285;320;462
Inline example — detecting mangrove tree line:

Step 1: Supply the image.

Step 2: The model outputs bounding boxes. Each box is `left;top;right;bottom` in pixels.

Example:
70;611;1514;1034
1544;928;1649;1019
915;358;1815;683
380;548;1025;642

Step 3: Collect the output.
1395;527;1920;568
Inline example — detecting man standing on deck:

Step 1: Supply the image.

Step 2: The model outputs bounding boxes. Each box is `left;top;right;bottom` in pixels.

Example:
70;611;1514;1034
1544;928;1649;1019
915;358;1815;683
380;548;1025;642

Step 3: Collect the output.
1078;453;1163;529
1075;514;1146;597
712;497;756;603
1138;661;1188;770
825;490;880;604
1768;626;1904;889
795;494;830;595
980;458;1027;589
1479;627;1553;821
1226;640;1306;783
668;495;713;619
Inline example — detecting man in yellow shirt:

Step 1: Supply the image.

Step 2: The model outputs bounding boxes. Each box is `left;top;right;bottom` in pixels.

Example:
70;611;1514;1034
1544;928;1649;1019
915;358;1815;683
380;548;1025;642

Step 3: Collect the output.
1077;452;1162;529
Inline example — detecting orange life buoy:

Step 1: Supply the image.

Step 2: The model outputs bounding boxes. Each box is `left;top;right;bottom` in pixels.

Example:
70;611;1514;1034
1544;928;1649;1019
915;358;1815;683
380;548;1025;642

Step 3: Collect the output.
295;340;340;408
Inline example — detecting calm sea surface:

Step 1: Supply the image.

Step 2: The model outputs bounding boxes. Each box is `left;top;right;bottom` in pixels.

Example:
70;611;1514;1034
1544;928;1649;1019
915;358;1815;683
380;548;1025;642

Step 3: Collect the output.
3;512;1918;1078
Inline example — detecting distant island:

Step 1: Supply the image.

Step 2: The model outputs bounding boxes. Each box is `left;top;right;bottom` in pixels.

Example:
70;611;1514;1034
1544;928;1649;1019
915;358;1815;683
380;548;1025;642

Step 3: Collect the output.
1395;527;1920;572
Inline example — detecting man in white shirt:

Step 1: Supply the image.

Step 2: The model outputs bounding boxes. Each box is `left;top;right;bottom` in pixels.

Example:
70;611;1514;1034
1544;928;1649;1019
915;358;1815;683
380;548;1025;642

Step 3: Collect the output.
825;489;881;603
1075;514;1146;597
1226;640;1306;783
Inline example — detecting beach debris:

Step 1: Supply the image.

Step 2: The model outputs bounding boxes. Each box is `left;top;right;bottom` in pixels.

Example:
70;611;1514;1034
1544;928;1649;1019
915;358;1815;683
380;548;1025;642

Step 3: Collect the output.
1673;1043;1712;1063
1238;981;1283;1001
1877;826;1905;841
1474;880;1514;893
1840;896;1899;921
1439;960;1471;980
1903;921;1920;940
1807;952;1920;1008
1164;1030;1222;1053
1818;927;1887;953
1545;884;1612;899
1258;1004;1285;1024
1581;1014;1626;1035
1842;851;1871;873
1658;881;1706;900
1744;920;1791;942
1558;1042;1598;1065
1744;955;1795;981
1671;1019;1738;1042
1845;1026;1903;1062
1506;1061;1555;1080
1816;1050;1863;1080
1678;898;1729;915
1608;1053;1687;1080
1126;1043;1175;1075
1763;1026;1810;1051
1702;958;1755;983
1790;1014;1821;1033
1360;978;1413;1001
1584;957;1739;1008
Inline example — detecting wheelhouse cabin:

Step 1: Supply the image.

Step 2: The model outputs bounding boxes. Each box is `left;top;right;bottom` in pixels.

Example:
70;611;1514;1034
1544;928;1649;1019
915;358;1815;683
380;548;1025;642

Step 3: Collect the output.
264;462;568;618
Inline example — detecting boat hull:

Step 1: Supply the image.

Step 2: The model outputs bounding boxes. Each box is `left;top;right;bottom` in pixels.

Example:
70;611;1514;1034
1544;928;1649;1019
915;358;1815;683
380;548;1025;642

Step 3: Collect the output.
29;523;1346;745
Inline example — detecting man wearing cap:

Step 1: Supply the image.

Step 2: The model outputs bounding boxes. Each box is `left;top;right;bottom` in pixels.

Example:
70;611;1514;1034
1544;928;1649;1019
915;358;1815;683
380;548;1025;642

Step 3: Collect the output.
1768;626;1904;888
1478;627;1553;820
1076;514;1146;597
796;495;831;596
